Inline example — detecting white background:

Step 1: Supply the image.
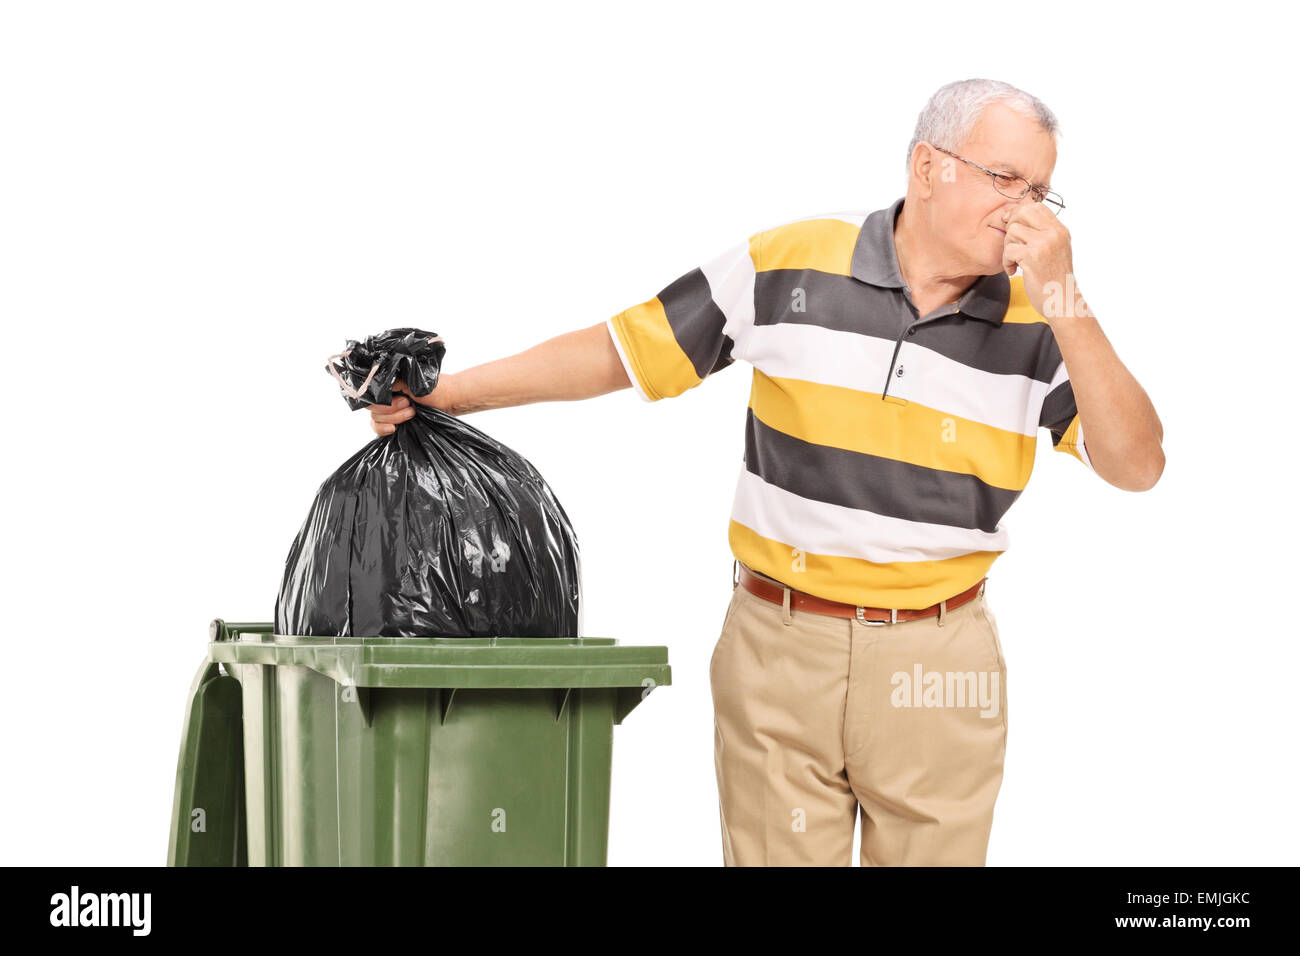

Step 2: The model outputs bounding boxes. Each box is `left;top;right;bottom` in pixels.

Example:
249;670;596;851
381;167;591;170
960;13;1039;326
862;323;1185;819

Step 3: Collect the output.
1;1;1296;867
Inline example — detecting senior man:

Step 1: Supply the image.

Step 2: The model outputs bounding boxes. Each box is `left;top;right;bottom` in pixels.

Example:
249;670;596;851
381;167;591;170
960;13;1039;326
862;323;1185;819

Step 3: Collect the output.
370;78;1165;866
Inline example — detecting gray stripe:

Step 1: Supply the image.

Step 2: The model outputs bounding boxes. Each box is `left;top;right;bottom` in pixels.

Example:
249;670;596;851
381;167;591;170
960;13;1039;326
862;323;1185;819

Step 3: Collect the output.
1039;379;1078;444
744;409;1021;532
658;268;735;381
755;269;1056;381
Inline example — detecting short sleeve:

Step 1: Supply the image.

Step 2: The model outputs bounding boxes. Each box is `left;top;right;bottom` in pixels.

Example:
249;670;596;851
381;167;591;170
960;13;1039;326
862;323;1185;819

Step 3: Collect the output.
606;237;757;401
1039;357;1093;469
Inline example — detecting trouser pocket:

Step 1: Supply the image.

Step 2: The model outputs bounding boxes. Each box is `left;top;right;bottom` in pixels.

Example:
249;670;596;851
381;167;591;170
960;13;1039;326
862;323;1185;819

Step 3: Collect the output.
709;585;747;678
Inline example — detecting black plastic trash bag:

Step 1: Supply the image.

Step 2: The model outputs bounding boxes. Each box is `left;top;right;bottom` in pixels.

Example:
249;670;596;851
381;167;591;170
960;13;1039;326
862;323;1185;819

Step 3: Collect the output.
274;328;582;638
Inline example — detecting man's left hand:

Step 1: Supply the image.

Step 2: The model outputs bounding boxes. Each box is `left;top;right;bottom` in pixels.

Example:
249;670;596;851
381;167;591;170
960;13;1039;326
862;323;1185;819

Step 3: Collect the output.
1001;203;1090;320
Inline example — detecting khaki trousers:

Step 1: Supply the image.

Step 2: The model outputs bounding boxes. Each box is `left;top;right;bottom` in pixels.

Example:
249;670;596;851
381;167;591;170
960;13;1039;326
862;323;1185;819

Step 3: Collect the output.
709;563;1008;866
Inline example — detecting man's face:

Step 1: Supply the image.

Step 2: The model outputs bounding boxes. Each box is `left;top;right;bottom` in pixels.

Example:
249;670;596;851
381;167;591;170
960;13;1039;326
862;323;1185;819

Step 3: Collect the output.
928;101;1058;275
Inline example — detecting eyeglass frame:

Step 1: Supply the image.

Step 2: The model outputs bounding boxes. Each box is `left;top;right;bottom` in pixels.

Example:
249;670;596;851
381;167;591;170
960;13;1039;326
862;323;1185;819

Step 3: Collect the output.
929;144;1065;213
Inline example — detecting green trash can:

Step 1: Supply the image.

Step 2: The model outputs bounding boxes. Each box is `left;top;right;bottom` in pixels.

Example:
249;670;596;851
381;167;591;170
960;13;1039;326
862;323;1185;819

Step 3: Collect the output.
168;620;671;867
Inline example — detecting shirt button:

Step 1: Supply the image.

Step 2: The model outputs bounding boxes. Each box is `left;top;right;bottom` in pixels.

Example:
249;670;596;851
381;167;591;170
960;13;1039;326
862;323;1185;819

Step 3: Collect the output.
907;328;916;336
896;366;905;377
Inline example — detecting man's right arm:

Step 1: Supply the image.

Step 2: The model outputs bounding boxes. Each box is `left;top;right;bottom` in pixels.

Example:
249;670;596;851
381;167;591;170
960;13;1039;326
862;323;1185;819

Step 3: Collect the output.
370;230;759;435
369;322;631;434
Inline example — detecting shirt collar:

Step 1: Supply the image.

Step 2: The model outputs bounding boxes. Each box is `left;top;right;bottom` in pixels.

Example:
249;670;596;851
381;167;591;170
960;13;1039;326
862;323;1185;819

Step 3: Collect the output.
849;195;1009;325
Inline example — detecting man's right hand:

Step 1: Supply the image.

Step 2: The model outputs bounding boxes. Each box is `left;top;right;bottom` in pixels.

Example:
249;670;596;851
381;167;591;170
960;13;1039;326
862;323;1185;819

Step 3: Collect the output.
368;393;413;436
369;377;457;436
367;322;632;433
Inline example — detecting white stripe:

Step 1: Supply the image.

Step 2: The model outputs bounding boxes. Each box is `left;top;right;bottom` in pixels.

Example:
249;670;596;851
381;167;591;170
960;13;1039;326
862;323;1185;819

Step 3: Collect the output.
699;241;756;336
891;340;1050;434
731;322;1047;437
1046;357;1070;392
731;467;1010;565
1075;416;1093;469
606;316;653;402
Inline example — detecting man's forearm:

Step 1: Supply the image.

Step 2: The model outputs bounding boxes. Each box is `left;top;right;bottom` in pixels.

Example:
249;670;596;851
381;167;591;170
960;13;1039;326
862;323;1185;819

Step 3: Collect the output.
434;322;631;415
1050;309;1164;491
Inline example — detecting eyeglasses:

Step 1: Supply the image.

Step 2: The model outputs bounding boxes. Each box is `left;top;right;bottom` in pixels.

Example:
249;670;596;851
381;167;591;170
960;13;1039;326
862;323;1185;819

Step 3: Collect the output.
930;145;1065;213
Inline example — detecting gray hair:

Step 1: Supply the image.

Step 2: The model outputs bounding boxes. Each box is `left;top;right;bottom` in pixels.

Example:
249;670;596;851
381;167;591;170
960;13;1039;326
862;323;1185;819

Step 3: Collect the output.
905;78;1060;178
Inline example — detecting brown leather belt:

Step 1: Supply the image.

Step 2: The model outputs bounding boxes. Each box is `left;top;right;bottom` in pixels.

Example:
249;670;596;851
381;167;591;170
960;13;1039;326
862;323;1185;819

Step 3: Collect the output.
735;561;985;625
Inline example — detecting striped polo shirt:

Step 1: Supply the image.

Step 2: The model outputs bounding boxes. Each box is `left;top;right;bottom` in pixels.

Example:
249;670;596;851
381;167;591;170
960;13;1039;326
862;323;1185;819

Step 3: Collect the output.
607;196;1093;610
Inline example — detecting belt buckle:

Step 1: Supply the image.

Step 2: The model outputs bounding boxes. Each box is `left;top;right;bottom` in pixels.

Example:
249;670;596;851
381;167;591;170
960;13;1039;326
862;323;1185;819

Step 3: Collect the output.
856;606;897;626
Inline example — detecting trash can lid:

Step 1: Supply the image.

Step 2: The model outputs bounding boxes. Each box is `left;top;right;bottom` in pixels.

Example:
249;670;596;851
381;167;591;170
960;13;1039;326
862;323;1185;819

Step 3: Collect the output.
206;623;671;691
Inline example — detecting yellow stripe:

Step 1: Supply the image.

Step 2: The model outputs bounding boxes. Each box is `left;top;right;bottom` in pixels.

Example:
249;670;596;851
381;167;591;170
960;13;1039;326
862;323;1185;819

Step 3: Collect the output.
752;218;859;275
749;370;1037;490
1002;275;1048;325
1054;412;1089;465
729;519;999;609
608;298;701;401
